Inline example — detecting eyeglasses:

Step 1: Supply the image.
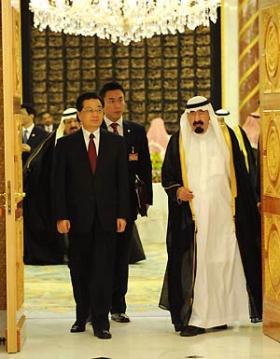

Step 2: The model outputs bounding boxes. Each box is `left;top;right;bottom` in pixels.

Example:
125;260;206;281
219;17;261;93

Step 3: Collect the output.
82;107;103;113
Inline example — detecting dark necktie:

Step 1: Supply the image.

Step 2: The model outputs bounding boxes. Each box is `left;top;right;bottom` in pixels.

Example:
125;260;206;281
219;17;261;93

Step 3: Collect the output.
110;123;119;135
88;133;97;174
23;129;28;144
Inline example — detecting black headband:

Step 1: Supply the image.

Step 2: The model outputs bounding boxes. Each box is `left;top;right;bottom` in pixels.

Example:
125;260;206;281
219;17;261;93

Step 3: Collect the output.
63;111;77;117
250;114;260;119
186;99;210;109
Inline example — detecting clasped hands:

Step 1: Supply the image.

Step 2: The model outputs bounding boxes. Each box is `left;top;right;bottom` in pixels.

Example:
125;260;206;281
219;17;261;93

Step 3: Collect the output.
176;186;194;202
57;218;127;234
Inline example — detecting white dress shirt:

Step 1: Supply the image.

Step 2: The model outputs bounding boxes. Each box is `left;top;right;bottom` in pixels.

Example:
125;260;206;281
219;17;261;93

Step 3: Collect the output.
82;127;100;155
44;124;54;133
22;123;35;141
104;116;124;137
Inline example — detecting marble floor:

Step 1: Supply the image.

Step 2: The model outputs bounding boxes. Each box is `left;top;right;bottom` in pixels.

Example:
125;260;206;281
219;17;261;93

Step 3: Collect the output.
1;208;280;357
1;317;280;359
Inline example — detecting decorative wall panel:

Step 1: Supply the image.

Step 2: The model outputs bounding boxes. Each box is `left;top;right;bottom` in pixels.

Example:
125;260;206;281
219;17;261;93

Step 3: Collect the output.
263;7;280;94
262;112;280;199
263;214;280;302
30;28;212;132
0;10;7;313
260;0;280;343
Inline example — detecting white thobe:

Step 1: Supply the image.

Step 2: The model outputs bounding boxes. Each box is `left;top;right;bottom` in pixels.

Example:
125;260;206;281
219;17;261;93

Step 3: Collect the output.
187;127;249;328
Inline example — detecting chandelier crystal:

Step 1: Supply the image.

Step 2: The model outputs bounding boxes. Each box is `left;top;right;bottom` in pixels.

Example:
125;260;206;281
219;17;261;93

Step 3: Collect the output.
29;0;221;46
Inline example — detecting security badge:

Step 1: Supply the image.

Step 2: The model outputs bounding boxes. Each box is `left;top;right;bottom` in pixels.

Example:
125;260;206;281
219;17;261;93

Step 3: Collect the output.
129;146;138;161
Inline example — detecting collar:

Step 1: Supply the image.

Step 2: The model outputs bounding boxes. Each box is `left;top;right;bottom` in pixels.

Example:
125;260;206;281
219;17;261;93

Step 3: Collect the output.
104;115;123;129
82;126;100;138
23;123;35;132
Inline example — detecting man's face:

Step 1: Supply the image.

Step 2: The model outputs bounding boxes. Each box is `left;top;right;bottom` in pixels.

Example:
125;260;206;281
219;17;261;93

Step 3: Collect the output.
20;108;33;127
63;117;80;135
42;112;53;126
187;110;210;134
78;98;104;132
103;89;125;122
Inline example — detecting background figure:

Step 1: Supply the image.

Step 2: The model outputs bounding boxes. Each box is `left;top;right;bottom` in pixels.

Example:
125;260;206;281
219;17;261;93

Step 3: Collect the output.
242;111;260;164
54;92;129;339
147;117;170;159
39;111;58;134
147;117;170;183
216;109;258;197
160;96;262;337
23;108;80;265
100;81;153;323
21;103;48;167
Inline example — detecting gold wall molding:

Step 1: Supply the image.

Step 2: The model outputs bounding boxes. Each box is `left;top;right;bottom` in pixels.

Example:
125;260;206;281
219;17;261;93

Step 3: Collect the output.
239;0;259;124
239;83;260;110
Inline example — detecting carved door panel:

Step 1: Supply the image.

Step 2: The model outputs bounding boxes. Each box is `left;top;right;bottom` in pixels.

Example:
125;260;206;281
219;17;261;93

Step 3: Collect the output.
259;0;280;342
0;1;24;353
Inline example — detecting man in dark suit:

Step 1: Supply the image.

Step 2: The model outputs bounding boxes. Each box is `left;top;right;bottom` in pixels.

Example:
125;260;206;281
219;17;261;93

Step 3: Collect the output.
54;92;129;339
38;111;58;134
99;82;153;323
21;104;48;166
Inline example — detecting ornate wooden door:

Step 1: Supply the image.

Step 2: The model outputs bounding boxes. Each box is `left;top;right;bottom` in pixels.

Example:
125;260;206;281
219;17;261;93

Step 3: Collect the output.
259;0;280;342
0;0;25;353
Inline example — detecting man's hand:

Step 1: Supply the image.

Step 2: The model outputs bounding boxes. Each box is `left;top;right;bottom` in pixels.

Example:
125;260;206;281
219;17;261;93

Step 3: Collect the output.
117;218;126;233
57;219;71;234
22;144;31;152
176;186;194;202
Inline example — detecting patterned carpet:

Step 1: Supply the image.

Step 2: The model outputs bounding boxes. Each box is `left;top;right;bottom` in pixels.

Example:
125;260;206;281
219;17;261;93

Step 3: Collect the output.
24;217;168;319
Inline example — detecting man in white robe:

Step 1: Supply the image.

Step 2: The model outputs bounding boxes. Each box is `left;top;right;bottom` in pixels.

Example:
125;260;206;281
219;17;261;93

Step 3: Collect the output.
159;96;262;336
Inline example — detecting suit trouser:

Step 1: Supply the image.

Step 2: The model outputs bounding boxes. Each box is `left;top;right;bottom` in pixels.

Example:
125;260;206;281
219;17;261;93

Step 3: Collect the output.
68;222;115;331
111;221;133;314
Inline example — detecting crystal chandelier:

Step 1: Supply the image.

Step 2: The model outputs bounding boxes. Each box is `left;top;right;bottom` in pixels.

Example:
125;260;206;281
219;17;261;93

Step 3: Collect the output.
29;0;221;46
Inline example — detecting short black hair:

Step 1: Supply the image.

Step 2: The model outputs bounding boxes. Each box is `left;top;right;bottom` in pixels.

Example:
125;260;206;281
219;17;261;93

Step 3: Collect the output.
21;103;36;116
76;92;104;111
39;111;51;118
99;82;125;99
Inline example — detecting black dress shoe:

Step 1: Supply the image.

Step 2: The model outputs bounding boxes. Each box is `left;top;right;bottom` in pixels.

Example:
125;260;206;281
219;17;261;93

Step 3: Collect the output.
94;329;112;339
174;323;184;332
180;325;205;337
212;324;228;331
111;313;130;323
70;321;86;333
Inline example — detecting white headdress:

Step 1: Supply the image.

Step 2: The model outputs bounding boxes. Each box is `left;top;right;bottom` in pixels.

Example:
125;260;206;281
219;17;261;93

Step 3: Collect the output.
180;96;230;173
55;108;77;144
215;108;230;117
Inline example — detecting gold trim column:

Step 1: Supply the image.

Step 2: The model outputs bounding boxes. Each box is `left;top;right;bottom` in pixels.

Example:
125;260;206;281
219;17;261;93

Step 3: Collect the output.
239;0;260;124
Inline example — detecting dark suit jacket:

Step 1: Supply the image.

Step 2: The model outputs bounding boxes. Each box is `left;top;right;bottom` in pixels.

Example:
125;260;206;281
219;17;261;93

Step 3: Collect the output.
102;120;153;221
22;125;48;166
54;128;129;233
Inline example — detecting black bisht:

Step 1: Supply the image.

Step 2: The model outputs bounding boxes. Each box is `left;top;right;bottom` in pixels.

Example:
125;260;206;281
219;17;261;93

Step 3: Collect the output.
159;126;262;328
23;131;65;265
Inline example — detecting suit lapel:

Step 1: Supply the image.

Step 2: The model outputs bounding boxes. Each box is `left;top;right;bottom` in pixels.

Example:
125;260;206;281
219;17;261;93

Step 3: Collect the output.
73;129;93;174
123;120;134;153
95;129;107;174
27;127;37;145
